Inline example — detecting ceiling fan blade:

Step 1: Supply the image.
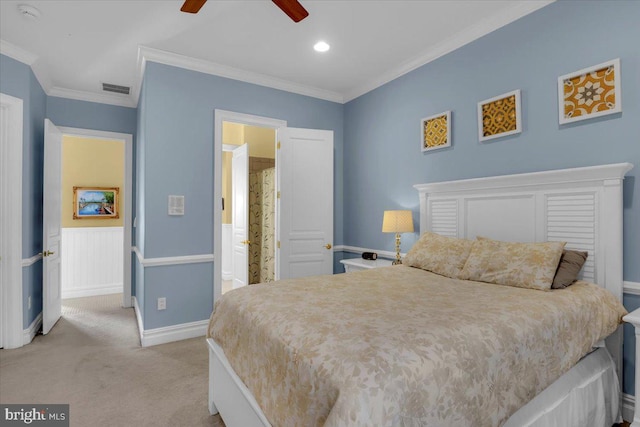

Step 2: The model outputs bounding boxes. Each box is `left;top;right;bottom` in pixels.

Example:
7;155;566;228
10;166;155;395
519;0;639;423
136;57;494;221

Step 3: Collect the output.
181;0;207;14
272;0;309;23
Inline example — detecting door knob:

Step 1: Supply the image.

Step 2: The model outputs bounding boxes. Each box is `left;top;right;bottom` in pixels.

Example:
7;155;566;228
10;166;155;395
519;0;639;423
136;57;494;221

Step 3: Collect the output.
40;250;55;257
325;243;332;250
241;240;251;245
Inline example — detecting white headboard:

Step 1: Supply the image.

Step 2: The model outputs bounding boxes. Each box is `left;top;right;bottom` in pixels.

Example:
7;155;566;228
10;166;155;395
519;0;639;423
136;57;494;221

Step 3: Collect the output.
414;163;633;377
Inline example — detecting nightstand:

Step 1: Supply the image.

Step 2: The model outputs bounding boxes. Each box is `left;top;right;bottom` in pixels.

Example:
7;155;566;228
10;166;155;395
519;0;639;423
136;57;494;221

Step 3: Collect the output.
340;258;393;273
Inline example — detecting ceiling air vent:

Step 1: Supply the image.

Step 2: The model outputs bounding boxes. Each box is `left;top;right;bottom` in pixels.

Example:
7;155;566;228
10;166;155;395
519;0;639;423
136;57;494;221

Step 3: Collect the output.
102;83;130;95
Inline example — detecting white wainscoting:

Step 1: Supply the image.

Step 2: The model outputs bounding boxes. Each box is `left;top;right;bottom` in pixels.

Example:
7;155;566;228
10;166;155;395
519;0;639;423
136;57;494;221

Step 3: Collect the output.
61;227;123;299
221;224;232;280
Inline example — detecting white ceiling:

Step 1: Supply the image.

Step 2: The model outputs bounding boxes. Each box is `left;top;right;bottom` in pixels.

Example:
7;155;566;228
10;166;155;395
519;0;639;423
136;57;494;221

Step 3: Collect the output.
0;0;552;106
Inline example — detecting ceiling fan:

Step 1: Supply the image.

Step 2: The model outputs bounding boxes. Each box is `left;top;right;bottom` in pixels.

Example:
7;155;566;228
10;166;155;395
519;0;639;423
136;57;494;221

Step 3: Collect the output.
180;0;309;23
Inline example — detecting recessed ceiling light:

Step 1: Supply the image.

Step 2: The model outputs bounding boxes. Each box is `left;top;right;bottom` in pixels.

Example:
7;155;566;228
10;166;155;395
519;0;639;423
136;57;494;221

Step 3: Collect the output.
313;41;330;53
17;4;41;20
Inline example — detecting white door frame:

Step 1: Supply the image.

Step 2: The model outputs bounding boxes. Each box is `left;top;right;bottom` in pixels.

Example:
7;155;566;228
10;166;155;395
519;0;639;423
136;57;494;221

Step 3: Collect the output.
0;93;24;349
58;126;133;308
213;110;286;304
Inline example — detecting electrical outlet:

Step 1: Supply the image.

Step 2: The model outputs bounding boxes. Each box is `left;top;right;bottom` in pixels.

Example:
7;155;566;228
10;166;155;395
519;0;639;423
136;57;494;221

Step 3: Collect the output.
157;297;166;310
28;296;31;310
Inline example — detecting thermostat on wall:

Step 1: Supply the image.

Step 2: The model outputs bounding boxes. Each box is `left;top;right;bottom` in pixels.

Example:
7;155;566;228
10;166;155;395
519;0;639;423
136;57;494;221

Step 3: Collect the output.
168;195;185;216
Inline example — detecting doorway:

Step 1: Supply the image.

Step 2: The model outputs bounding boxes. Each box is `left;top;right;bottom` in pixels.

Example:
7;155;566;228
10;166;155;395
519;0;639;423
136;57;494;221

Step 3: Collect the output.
221;122;277;294
213;110;335;305
42;125;133;336
60;135;126;300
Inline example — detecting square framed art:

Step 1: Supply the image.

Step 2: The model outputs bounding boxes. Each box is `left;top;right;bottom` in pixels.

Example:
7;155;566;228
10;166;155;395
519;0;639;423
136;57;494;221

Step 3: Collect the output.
477;90;521;142
558;58;621;125
421;111;451;152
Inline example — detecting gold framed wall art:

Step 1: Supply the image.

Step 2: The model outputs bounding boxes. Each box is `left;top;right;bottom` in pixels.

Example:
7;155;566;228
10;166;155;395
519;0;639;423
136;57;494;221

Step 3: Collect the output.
421;111;451;152
73;186;119;219
558;58;621;125
477;90;522;142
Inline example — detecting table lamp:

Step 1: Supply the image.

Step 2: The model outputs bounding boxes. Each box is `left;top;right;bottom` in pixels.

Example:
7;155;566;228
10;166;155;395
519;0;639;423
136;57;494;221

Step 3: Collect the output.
382;210;414;265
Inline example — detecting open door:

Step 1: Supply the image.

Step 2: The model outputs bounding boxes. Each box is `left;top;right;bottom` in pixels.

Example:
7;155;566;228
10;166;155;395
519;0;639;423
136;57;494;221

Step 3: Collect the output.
231;144;249;289
42;119;63;334
277;127;333;280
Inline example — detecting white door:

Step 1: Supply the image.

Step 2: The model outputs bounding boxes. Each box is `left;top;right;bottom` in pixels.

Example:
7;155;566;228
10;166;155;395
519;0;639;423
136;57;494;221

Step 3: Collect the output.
277;127;333;279
42;119;63;334
231;144;249;289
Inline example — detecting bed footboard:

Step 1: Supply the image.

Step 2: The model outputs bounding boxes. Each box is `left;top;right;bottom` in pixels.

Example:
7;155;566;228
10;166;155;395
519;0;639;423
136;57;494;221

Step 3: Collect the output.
206;338;271;427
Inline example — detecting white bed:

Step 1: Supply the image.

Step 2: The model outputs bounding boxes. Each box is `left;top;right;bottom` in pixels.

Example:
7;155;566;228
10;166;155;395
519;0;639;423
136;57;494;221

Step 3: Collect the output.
207;162;633;426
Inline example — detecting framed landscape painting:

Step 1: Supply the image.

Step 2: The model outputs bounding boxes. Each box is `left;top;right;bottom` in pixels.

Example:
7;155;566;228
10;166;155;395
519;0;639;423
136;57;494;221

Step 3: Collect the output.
73;187;119;219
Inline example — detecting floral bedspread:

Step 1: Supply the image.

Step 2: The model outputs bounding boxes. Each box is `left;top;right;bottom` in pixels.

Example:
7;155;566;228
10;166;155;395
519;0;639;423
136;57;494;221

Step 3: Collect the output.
208;265;625;427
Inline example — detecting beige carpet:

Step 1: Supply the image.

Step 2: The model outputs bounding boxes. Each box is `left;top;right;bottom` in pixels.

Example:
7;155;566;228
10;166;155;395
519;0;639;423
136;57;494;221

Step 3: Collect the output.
0;294;225;427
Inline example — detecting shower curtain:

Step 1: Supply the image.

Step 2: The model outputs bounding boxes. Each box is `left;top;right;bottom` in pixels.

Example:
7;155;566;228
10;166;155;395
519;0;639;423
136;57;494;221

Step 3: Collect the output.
248;167;275;284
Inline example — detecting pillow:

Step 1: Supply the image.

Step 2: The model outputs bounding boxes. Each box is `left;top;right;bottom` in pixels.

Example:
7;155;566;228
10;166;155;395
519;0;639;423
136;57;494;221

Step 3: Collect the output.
460;238;566;290
552;250;588;289
404;231;474;279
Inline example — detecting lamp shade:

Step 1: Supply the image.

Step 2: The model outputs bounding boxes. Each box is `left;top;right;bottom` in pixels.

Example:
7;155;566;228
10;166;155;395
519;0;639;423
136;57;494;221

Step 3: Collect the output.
382;210;414;233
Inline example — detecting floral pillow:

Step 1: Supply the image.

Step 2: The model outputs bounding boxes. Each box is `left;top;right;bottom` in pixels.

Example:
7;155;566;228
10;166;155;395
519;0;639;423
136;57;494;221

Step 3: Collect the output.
460;237;566;290
404;231;474;279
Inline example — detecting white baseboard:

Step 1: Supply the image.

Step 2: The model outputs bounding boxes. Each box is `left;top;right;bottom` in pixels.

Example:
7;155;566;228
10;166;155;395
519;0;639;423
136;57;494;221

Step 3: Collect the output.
22;312;42;345
141;319;209;347
133;296;145;345
62;283;123;299
623;393;635;423
133;296;208;347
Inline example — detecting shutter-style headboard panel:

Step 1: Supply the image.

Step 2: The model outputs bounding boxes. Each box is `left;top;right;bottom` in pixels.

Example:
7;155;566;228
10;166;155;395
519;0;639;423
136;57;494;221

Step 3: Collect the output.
414;163;633;381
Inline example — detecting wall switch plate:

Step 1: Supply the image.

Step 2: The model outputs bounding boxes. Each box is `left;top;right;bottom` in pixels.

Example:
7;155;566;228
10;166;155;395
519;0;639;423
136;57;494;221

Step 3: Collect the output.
157;297;166;310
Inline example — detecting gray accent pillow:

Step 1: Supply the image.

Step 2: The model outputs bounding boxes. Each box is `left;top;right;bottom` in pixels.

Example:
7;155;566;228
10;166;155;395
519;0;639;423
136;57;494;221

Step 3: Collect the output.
552;250;588;289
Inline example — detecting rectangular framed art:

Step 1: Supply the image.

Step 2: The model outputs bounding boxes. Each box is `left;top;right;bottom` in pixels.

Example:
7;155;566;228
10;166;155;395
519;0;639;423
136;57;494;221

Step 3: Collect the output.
73;186;119;219
558;58;621;125
477;89;521;142
421;111;451;152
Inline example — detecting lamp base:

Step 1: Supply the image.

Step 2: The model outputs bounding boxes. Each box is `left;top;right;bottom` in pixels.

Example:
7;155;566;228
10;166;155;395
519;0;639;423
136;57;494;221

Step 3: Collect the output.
393;232;402;265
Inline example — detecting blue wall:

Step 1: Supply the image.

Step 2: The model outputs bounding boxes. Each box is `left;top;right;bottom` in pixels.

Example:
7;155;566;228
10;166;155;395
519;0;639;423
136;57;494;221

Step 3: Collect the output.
343;1;639;393
1;54;46;328
1;54;138;328
136;62;344;329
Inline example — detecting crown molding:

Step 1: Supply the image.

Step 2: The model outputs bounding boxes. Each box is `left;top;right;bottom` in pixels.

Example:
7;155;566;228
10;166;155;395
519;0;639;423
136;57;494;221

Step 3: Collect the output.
343;1;554;102
0;39;38;65
48;86;136;108
135;45;344;104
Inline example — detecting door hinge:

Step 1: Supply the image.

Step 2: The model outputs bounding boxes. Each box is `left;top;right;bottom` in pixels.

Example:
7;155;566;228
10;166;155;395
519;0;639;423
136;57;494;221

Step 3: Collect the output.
277;141;281;149
277;241;281;249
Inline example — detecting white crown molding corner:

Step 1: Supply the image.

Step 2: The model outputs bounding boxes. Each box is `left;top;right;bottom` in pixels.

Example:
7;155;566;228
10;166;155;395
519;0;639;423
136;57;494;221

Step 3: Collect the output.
48;86;136;108
21;253;42;268
140;318;209;347
624;281;640;296
23;312;42;346
343;1;554;102
0;39;38;65
135;45;344;105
